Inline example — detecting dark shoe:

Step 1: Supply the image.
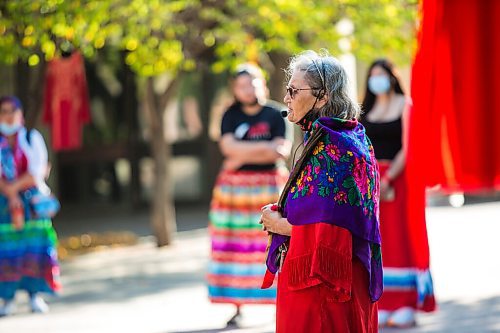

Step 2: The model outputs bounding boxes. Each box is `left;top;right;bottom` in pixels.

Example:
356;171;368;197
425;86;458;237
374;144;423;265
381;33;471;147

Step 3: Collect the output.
226;311;242;327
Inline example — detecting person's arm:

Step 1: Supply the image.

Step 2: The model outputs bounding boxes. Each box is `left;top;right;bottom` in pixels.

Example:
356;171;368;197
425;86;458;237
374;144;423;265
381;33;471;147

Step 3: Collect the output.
381;100;410;185
28;129;49;180
220;134;281;159
0;175;35;214
2;174;36;197
0;177;25;229
220;134;290;164
219;109;283;164
0;129;46;209
382;149;405;183
0;178;15;198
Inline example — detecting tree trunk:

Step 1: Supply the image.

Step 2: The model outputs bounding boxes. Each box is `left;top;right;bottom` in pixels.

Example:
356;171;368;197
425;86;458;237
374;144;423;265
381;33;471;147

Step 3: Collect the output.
15;59;46;128
150;119;176;247
144;77;179;247
121;53;141;208
268;51;290;102
198;67;221;203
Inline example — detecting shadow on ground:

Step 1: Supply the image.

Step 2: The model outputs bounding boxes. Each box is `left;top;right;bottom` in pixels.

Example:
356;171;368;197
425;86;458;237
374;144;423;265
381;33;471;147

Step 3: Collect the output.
53;203;210;238
50;230;209;307
168;325;274;333
54;269;205;306
167;296;500;333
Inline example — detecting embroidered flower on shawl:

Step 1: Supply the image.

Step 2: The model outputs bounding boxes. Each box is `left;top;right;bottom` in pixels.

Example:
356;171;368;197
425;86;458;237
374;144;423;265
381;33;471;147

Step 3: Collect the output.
325;144;341;161
303;164;313;182
334;191;347;203
352;157;369;196
313;142;324;155
367;144;379;209
307;185;315;195
291;163;314;197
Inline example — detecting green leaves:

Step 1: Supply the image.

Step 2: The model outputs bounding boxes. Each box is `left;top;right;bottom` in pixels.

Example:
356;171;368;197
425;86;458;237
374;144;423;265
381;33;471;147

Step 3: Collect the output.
311;156;321;170
340;155;350;163
346;0;418;64
0;0;418;74
371;243;382;261
318;185;330;198
348;187;360;206
343;176;360;206
342;176;356;188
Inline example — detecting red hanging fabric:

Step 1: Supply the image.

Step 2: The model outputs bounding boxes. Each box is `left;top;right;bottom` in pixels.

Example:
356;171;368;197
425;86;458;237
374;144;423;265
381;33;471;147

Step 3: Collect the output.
43;52;91;151
410;0;500;193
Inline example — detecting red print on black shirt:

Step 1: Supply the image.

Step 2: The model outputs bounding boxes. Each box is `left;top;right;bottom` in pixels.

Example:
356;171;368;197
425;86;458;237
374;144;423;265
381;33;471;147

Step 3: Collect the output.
247;122;271;140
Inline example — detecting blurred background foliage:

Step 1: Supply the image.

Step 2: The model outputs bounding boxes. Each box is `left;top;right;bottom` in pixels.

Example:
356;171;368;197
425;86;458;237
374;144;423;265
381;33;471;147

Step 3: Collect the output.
0;0;418;76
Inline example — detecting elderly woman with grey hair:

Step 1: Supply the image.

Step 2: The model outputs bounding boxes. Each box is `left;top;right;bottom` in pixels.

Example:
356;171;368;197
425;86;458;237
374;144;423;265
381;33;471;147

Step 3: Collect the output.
260;50;382;332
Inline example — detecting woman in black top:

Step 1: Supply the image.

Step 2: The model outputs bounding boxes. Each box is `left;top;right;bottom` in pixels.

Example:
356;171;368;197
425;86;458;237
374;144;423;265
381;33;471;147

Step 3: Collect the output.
361;59;436;328
207;64;290;326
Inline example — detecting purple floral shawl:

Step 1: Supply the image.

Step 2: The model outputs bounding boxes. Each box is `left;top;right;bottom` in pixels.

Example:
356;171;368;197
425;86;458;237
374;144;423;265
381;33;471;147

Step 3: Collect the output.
265;117;383;302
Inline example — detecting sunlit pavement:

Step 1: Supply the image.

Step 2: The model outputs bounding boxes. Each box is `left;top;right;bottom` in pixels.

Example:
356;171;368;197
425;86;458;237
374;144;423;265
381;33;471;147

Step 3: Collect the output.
0;200;499;333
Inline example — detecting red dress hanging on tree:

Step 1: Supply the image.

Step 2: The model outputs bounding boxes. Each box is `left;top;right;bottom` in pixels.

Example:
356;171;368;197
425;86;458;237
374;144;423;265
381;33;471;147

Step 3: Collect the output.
43;52;91;151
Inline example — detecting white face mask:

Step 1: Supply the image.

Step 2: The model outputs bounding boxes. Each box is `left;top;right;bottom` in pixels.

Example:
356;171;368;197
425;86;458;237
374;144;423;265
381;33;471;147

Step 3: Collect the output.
368;75;391;95
0;123;22;136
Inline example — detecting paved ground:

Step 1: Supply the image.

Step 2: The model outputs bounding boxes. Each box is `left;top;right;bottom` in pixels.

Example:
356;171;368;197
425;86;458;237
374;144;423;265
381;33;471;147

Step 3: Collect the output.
0;199;499;333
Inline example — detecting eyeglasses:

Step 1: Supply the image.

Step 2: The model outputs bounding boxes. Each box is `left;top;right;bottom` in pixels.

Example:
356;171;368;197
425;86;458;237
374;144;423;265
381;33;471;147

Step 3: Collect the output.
286;58;327;100
286;85;322;99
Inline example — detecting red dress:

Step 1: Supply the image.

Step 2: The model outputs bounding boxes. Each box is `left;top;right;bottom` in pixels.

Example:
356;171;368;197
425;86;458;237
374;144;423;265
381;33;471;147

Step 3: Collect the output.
377;163;436;312
43;52;91;151
276;223;378;333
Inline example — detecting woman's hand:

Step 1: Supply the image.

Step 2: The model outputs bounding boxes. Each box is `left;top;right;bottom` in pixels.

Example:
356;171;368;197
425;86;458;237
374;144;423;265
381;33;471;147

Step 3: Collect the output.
0;174;36;198
380;179;395;201
9;196;25;230
260;205;292;236
271;138;292;159
8;195;23;210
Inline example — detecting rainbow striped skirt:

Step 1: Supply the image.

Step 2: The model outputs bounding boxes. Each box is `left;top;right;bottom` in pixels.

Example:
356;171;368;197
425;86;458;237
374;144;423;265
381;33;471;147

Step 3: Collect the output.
208;168;287;305
0;195;61;300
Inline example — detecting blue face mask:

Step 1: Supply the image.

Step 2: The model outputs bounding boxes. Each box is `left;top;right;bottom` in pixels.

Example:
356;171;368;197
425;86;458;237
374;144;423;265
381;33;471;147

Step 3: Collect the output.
368;75;391;95
0;123;22;136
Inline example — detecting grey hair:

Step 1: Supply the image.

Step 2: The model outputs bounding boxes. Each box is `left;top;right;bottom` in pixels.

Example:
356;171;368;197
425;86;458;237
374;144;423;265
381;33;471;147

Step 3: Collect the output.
286;50;360;120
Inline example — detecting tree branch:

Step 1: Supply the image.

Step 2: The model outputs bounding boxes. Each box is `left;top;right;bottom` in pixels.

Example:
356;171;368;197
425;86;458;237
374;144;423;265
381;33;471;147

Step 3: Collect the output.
158;75;181;113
